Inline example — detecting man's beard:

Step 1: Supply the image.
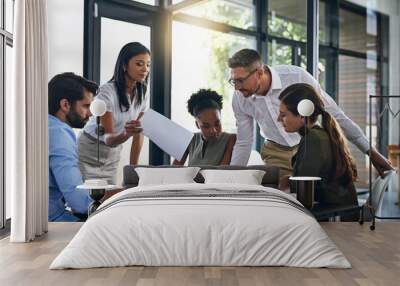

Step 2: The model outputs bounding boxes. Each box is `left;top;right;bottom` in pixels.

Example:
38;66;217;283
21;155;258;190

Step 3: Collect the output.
66;110;87;129
240;83;260;97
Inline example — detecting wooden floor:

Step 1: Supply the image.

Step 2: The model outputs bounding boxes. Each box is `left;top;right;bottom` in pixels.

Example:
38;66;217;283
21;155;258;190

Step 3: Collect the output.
0;222;399;286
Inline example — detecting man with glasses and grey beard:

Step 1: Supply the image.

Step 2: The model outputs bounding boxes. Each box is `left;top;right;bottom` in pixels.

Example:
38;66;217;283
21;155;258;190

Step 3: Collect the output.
228;48;392;183
48;73;98;221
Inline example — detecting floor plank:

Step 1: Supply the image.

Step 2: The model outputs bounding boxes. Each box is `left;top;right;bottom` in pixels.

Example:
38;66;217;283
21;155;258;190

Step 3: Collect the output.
0;222;399;286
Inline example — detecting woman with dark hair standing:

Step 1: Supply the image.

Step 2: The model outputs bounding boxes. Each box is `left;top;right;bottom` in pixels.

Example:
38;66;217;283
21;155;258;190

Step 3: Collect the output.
78;42;150;183
278;83;358;215
174;89;236;166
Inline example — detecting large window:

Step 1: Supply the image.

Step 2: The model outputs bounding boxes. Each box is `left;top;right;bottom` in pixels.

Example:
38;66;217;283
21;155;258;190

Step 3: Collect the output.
175;0;256;31
338;55;376;185
268;0;307;42
339;7;378;54
317;1;389;187
267;0;307;68
170;0;258;159
171;21;256;135
1;0;14;230
337;5;385;187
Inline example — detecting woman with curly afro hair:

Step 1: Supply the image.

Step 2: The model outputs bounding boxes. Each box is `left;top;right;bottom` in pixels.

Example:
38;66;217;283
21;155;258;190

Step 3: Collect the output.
173;89;236;166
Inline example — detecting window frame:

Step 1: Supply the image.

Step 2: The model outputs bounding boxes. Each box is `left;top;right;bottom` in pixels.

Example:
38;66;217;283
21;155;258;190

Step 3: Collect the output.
1;0;13;233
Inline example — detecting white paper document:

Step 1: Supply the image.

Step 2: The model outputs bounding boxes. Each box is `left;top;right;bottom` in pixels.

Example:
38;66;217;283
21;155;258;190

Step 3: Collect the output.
141;109;194;161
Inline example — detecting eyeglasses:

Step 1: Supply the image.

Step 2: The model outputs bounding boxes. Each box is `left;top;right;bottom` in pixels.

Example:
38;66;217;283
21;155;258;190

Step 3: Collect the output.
228;68;258;86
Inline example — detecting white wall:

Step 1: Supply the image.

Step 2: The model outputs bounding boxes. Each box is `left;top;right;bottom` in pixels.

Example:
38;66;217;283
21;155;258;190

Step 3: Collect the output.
48;0;84;78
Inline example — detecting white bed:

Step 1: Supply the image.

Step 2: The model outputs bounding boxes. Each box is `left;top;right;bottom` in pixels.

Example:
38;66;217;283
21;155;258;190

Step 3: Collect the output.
50;183;351;269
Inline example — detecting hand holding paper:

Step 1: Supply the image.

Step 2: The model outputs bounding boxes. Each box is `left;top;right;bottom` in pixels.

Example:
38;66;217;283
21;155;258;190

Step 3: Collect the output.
141;109;194;161
124;119;142;135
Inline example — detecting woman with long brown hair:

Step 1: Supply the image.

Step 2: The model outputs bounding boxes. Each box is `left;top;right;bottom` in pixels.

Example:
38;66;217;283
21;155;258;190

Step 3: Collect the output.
278;83;358;213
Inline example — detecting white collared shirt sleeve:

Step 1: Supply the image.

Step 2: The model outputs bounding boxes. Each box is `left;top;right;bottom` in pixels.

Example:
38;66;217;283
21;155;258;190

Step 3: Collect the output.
301;69;370;153
230;92;254;165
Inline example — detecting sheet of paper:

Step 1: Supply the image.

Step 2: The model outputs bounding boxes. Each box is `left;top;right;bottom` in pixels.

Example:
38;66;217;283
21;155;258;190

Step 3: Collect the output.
141;109;193;161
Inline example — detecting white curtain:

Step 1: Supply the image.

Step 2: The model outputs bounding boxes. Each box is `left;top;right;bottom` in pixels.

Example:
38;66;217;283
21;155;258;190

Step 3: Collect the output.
8;0;48;242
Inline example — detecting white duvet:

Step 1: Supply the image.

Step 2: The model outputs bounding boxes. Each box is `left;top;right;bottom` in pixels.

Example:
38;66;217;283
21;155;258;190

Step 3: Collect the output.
50;183;351;269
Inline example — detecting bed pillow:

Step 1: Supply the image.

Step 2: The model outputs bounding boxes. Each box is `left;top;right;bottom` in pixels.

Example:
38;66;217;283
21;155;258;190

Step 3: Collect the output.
135;167;201;186
200;169;266;185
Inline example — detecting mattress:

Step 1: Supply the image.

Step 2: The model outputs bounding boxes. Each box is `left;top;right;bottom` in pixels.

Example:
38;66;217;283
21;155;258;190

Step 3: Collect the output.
50;183;351;269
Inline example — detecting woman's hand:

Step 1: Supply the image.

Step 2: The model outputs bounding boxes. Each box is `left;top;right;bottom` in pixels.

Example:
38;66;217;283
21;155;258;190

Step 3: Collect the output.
124;119;143;136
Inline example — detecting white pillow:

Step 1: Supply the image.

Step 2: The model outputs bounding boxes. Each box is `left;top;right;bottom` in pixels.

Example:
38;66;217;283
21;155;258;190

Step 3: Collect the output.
200;169;266;185
135;167;200;186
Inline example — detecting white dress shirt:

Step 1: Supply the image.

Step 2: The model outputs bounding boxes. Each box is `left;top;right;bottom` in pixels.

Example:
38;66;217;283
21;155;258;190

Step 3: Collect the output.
83;82;149;142
231;65;369;166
